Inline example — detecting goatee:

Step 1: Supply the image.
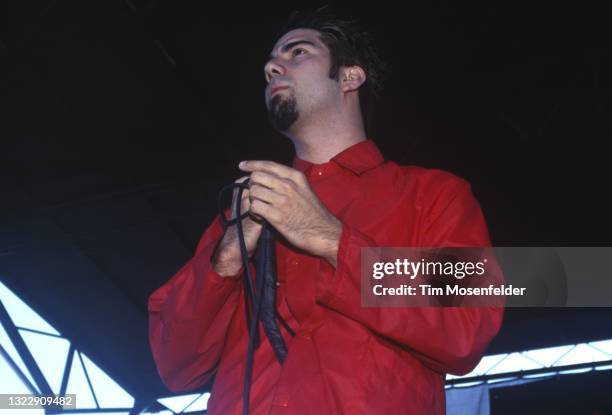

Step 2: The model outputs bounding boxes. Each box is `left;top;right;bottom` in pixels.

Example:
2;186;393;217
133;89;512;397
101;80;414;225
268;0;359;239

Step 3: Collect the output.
267;94;299;132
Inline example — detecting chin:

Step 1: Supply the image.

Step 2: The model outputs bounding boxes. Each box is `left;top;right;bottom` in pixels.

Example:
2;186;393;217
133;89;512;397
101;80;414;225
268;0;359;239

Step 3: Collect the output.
267;95;299;132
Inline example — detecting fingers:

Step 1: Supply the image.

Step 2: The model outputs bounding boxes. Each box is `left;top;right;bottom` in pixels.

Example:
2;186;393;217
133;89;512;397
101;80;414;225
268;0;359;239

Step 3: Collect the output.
239;160;305;185
248;183;284;205
248;171;299;203
249;198;280;224
229;161;308;227
230;176;251;220
247;184;283;224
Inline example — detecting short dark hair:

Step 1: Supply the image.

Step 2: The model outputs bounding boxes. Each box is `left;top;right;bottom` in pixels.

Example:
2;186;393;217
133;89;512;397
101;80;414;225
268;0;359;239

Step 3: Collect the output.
276;7;386;129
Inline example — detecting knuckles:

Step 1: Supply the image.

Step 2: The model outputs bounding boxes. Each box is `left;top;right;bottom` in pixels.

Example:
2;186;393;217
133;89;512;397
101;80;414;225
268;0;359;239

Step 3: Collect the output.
294;171;306;184
278;179;293;193
249;171;262;183
276;193;288;206
249;185;260;198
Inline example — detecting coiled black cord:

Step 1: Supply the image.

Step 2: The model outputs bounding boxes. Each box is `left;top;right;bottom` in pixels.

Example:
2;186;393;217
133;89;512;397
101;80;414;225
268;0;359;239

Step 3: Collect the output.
218;179;295;415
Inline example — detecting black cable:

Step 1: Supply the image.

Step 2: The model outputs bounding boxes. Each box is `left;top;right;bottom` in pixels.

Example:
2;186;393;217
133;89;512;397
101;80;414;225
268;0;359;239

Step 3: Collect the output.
218;179;295;415
257;224;288;363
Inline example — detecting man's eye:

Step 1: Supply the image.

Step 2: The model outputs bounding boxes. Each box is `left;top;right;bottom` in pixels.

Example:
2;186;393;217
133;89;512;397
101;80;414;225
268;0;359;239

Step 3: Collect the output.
292;48;306;57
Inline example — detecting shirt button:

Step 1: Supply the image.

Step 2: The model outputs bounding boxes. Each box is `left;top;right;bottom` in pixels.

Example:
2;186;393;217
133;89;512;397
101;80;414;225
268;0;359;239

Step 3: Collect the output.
276;281;281;287
272;393;290;407
317;171;323;176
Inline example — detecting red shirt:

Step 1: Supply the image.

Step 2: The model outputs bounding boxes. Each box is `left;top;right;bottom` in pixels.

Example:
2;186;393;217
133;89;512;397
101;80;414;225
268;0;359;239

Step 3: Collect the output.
148;140;504;414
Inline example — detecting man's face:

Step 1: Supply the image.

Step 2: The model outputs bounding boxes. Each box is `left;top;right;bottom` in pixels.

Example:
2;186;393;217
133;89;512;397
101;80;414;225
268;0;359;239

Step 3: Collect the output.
264;28;339;132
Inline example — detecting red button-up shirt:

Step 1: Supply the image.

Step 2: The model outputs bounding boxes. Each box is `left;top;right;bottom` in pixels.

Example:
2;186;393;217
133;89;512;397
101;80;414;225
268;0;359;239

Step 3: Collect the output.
148;140;504;414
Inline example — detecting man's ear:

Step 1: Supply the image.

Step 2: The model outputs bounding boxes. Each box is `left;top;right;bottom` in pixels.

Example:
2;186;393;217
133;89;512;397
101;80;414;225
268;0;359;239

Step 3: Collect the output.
340;65;366;92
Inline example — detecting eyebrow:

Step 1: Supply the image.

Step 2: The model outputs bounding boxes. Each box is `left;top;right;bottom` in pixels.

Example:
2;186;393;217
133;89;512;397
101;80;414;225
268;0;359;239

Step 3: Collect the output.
269;40;317;59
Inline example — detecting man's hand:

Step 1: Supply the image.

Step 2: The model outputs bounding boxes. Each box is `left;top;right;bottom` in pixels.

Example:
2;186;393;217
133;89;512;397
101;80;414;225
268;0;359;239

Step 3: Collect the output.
238;160;342;267
212;176;263;277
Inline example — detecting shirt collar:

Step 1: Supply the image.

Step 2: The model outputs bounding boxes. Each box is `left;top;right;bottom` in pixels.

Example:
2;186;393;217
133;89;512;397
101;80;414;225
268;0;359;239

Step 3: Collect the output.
292;140;385;175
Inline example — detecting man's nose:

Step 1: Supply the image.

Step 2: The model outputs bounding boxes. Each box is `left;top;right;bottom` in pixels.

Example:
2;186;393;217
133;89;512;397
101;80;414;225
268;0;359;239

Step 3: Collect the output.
264;59;286;82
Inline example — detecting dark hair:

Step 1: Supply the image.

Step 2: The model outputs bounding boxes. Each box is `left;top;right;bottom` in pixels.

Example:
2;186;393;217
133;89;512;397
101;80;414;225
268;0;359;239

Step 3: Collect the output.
276;6;386;130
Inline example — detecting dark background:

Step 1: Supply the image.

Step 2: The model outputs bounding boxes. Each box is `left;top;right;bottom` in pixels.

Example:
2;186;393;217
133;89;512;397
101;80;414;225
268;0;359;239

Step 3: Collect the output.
1;0;610;411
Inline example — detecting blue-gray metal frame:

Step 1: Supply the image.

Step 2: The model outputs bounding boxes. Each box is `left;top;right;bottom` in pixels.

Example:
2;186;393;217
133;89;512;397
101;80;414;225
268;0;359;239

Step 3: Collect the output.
0;298;137;414
446;359;612;387
0;298;53;394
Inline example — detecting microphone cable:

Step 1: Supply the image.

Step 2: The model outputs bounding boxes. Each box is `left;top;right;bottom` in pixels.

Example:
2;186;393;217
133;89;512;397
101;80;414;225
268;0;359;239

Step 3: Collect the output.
218;179;296;415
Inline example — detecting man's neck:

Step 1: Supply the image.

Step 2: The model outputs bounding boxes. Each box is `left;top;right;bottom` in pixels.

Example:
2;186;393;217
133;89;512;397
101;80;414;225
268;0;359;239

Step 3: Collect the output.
288;108;367;164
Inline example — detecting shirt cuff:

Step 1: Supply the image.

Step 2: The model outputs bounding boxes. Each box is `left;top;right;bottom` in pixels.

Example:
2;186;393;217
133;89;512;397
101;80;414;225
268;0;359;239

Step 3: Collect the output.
200;249;243;289
316;222;376;306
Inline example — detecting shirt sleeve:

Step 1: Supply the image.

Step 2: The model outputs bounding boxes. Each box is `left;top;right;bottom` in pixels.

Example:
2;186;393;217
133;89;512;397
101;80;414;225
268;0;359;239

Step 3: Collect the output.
148;215;242;392
315;177;504;375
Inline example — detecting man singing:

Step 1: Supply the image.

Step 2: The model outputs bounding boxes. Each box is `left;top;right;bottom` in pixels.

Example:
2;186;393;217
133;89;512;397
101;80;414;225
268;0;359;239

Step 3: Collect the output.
148;9;503;414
